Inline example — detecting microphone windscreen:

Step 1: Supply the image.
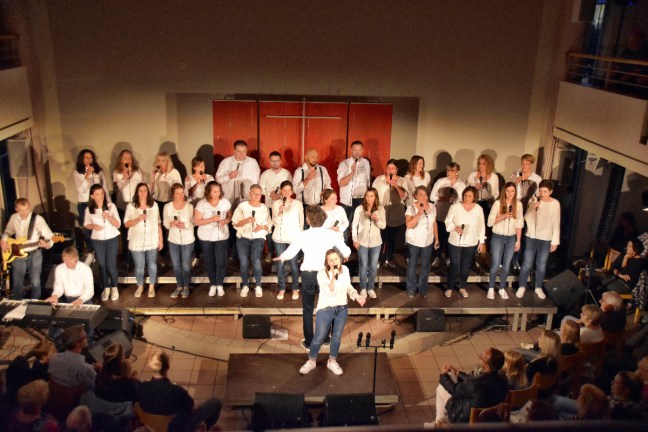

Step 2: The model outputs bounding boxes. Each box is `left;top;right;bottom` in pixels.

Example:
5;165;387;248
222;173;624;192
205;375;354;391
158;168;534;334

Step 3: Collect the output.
508;205;512;213
282;197;286;204
252;210;255;217
357;332;363;348
174;216;178;220
125;163;129;168
365;333;372;348
390;330;396;349
334;220;339;227
143;210;147;215
217;211;221;216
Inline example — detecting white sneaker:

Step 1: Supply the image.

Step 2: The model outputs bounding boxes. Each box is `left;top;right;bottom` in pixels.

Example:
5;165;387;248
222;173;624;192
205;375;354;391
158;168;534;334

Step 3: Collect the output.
534;288;546;300
101;288;110;302
498;289;509;300
240;286;249;297
459;288;469;298
277;291;285;300
255;286;263;298
292;290;300;300
84;252;95;266
360;288;367;298
171;287;182;299
148;286;155;298
516;287;526;298
209;285;217;297
487;288;495;300
134;286;144;298
216;285;225;296
327;360;343;375
110;287;119;301
368;290;377;299
444;290;452;298
299;359;316;374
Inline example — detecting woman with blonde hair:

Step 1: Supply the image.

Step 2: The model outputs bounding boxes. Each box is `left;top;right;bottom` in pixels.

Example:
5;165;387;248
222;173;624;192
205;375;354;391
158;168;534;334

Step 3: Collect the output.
526;330;560;389
560;319;580;355
7;380;61;432
151;151;182;255
466;154;499;214
503;350;528;390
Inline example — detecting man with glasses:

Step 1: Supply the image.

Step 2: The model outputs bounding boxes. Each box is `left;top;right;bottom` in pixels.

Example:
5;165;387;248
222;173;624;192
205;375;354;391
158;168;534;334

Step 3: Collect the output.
48;324;96;390
259;151;292;261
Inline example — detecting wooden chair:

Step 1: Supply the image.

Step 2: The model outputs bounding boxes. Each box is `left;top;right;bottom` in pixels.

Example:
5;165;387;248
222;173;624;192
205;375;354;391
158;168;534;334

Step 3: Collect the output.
559;352;583;397
469;401;510;423
580;340;606;380
134;402;175;432
45;379;87;423
532;371;559;398
603;330;626;361
506;384;538;411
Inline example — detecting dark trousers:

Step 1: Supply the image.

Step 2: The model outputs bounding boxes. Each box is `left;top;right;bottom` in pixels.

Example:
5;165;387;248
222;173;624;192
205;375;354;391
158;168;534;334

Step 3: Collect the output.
169;398;222;432
301;271;318;346
201;240;228;286
447;244;477;290
78;202;93;254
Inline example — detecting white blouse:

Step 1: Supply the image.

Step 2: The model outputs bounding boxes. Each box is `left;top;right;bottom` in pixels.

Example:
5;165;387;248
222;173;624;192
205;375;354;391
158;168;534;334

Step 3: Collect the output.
466;171;500;201
151;168;182;202
113;169;144;210
163;202;195;245
195;198;231;242
404;172;431;205
351;205;386;248
524;198;561;244
84;202;121;241
322;205;349;239
259;168;292;208
184;174;215;205
487;200;524;237
315;266;359;312
445;202;486;247
125;203;161;251
405;202;437;248
232;201;272;239
73;169;110;203
271;198;304;244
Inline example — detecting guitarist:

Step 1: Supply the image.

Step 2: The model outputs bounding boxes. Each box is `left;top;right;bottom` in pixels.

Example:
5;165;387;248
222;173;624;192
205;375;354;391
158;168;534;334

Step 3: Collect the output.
0;198;54;300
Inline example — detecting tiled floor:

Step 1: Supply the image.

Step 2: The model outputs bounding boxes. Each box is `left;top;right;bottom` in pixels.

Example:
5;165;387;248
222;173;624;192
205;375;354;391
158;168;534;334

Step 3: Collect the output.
0;314;546;430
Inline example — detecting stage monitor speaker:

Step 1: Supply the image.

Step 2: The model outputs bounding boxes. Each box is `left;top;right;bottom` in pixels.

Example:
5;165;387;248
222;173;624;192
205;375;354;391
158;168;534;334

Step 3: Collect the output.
87;330;133;363
242;315;271;339
7;138;33;178
321;393;377;427
415;309;445;332
545;270;584;309
250;392;309;431
96;308;135;337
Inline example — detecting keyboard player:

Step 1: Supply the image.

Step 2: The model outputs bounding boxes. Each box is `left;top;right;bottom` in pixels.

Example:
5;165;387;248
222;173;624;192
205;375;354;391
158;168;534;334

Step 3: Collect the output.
45;246;94;305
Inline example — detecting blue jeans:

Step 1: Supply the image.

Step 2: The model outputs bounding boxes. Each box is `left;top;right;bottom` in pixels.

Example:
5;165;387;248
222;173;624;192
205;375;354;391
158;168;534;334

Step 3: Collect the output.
550;395;578;420
236;237;264;287
275;242;299;291
131;249;158;286
518;237;551;289
301;271;318;346
169;242;194;287
201;240;228;286
309;305;348;359
447;244;476;291
489;233;516;289
358;245;381;290
93;236;119;289
78;202;93;254
406;243;434;295
11;249;43;300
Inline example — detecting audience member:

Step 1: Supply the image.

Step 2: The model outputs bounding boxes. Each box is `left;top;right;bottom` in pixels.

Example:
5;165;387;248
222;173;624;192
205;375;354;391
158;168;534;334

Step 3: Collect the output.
525;330;560;397
6;379;61;432
599;290;627;332
560;320;581;356
48;325;96;390
607;238;646;294
503;350;528;390
95;343;139;403
31;340;56;381
66;405;92;432
5;356;33;406
609;371;644;419
577;304;604;344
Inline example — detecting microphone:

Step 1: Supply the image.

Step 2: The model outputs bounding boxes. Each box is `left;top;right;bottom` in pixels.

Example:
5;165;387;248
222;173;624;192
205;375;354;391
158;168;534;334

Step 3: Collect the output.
459;223;465;239
275;186;280;194
251;210;256;228
508;205;512;214
389;173;393;189
333;264;339;280
174;215;178;221
282;197;286;204
125;163;129;169
535;201;541;211
333;220;339;227
420;202;426;215
217;210;221;216
143;209;147;226
252;210;256;217
236;163;240;171
313;163;318;170
389;330;396;349
518;171;522;177
365;333;371;348
199;170;204;176
357;332;363;348
355;157;360;163
156;165;160;172
479;175;484;185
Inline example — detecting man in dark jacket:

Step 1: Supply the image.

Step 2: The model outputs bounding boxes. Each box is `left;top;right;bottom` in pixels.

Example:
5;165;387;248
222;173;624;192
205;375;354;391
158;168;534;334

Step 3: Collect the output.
429;347;508;425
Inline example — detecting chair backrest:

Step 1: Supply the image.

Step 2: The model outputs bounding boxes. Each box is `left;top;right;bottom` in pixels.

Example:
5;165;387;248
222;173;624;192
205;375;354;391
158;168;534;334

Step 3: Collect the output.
559;353;583;397
46;379;87;423
469;401;510;423
603;248;621;271
506;384;538;411
533;371;559;392
134;402;175;432
580;340;606;378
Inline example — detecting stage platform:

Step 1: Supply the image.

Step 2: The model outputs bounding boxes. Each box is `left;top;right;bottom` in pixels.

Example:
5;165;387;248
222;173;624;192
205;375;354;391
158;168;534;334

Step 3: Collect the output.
223;353;399;407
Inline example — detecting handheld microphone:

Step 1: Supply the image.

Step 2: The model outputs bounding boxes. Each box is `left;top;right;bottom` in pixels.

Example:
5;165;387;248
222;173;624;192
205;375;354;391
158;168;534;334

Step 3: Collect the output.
251;210;256;228
518;171;522;177
236;163;240;171
479;175;484;185
365;333;371;348
313;163;318;170
389;173;393;189
355;157;360;163
143;209;147;226
125;163;129;169
535;201;541;211
217;210;221;216
357;332;363;348
508;205;512;214
459;223;465;239
156;165;160;171
252;210;256;217
334;220;339;227
275;186;280;194
282;197;286;204
199;170;204;176
389;330;396;349
420;202;426;215
174;215;178;221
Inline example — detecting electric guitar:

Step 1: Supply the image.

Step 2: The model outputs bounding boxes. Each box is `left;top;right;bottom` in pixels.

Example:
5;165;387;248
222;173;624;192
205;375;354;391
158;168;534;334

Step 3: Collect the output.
2;235;66;264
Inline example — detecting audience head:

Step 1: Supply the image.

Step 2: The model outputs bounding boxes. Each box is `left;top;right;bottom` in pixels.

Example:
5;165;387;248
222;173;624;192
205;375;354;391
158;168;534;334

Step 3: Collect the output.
408;155;425;177
626;237;644;256
362;188;380;212
526;400;559;421
503;350;528;387
462;186;478;204
476;154;494;174
62;246;80;270
66;405;93;432
577;384;610;419
17;379;49;415
611;371;643;402
102;343;126;377
76;149;101;174
305;205;326;228
560;319;580;346
233;140;248;160
115;148;139;172
133;182;154;207
6;356;31;403
637;356;648;383
480;347;505;372
62;324;88;351
601;290;623;312
581;304;602;327
204;181;222;201
32;340;56;362
148;350;171;376
538;330;561;359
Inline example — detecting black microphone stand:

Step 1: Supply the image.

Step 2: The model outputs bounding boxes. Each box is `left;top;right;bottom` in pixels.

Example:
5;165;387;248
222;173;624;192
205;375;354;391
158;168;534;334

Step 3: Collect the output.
356;331;396;394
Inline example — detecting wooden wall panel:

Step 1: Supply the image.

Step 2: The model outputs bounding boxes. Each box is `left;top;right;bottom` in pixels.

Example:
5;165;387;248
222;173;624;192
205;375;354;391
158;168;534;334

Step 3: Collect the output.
258;102;302;173
212;100;258;168
348;103;393;179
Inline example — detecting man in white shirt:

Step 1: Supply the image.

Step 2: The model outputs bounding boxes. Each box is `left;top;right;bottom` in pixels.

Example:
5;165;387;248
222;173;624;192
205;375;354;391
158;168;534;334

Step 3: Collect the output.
337;140;371;239
259;151;292;261
0;198;54;300
215;140;261;209
46;246;94;305
293;149;331;215
276;205;350;351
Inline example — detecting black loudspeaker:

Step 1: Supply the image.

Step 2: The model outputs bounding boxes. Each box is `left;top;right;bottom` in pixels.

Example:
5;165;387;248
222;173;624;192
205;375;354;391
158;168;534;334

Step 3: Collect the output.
87;330;133;363
415;309;445;332
250;392;309;431
242;315;271;339
545;270;584;309
321;393;377;427
96;308;135;337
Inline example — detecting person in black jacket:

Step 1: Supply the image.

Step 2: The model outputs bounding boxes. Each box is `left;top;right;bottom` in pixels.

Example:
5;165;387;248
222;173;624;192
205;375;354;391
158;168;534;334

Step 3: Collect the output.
426;347;508;425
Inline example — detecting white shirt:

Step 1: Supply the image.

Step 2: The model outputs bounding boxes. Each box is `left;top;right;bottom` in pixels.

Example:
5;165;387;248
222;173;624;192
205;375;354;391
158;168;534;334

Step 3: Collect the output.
112;169;144;210
524;198;561;244
487;200;524;237
510;171;543;210
2;213;54;253
431;177;466;222
405;202;437;248
372;175;408;227
404;172;432;205
84;203;121;241
259;168;292;208
195;198;231;242
73;169;110;204
271;199;304;244
232;201;271;239
184;174;215;205
315;266;359;312
446;202;486;247
337;158;371;206
322;206;349;239
466;171;500;201
279;227;351;272
125;203;160;251
52;261;94;302
352;205;386;248
151;168;182;202
215;156;260;208
163;202;195;245
293;163;332;205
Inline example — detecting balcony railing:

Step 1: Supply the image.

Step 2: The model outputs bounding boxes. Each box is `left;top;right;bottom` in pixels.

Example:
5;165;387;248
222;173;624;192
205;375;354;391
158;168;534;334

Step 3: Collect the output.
566;52;648;99
0;34;20;70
